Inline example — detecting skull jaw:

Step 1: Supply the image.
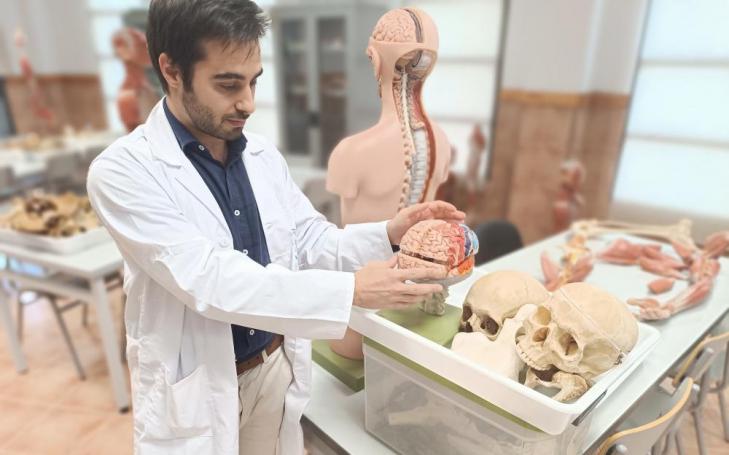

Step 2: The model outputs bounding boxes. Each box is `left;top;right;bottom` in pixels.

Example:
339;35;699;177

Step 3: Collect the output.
524;368;589;402
515;337;554;372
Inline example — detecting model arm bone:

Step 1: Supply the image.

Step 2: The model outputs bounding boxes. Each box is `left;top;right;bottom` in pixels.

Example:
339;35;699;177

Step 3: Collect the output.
571;218;696;250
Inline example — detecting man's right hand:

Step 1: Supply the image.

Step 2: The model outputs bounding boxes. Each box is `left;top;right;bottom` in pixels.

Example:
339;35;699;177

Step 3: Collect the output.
353;256;445;310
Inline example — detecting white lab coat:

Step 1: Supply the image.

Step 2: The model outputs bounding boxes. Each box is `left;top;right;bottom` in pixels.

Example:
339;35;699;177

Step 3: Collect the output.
87;101;393;454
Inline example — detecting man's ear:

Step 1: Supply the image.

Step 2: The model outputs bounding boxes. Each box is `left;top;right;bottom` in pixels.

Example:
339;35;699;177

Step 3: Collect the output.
158;52;183;91
366;46;381;80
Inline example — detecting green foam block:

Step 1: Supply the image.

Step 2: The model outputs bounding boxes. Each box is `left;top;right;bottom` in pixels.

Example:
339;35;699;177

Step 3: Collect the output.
312;340;365;392
376;303;462;347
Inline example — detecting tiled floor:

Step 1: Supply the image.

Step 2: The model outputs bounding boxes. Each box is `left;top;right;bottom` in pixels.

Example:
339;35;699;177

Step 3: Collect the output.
0;288;727;454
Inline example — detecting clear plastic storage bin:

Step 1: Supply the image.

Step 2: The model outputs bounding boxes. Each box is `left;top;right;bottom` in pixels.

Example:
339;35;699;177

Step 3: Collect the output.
364;342;592;455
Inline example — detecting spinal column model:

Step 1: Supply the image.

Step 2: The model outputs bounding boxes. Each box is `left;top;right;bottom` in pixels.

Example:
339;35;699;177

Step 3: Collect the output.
326;8;451;360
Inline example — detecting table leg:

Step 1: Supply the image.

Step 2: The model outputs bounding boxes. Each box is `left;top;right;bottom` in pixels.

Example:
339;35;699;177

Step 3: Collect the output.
90;277;130;413
0;283;28;373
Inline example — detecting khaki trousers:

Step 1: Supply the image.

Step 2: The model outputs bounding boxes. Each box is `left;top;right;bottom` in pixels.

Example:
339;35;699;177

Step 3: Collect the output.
238;346;294;455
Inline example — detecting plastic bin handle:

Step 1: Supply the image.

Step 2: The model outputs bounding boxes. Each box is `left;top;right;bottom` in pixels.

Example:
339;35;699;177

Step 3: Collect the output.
572;390;607;427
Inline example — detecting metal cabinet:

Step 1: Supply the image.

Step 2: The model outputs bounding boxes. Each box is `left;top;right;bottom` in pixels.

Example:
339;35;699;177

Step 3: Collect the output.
270;3;386;168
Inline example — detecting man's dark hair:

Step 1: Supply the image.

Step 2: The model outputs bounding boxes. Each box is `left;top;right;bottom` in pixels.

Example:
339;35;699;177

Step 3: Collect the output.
147;0;269;93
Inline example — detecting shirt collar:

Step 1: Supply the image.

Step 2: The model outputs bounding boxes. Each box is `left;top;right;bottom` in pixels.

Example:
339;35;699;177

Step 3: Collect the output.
163;98;248;161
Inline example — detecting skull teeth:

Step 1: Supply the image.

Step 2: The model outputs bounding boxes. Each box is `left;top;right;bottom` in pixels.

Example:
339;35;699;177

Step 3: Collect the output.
516;343;552;372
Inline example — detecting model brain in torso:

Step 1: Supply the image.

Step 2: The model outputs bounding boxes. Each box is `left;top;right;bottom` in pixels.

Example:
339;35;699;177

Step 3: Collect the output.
397;220;478;280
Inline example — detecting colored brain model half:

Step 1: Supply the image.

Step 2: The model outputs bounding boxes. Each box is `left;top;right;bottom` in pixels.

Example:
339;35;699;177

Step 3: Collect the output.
397;220;479;284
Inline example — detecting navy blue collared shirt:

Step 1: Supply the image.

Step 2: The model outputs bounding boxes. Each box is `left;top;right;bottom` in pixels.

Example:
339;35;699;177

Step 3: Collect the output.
163;100;274;363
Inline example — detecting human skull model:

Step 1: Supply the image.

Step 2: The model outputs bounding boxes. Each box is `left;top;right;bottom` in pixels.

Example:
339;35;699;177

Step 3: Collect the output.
451;304;536;381
397;220;478;315
460;271;550;340
516;282;639;402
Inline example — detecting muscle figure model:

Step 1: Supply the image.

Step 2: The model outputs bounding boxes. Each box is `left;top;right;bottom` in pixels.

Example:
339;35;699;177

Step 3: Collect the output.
326;8;451;359
112;28;159;132
14;29;56;134
553;160;586;232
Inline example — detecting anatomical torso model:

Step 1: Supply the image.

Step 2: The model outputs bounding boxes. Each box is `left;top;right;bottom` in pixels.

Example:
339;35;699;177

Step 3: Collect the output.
326;8;451;359
327;7;451;224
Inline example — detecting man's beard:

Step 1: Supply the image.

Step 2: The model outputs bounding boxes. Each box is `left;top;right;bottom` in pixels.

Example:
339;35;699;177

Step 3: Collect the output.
182;88;248;142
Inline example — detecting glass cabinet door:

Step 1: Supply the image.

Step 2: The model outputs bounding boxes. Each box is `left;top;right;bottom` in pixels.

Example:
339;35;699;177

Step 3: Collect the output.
316;17;347;167
280;19;310;156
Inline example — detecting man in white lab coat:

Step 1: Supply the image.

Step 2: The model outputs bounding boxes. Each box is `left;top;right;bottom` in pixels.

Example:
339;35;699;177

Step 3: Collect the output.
86;1;464;454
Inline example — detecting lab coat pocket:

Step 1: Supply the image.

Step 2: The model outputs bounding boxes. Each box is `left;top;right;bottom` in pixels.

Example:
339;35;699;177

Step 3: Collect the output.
146;365;214;440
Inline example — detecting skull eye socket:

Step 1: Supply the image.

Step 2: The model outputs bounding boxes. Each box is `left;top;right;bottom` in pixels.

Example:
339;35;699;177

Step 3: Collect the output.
483;316;500;335
560;333;579;357
532;327;549;343
534;307;551;325
461;304;472;322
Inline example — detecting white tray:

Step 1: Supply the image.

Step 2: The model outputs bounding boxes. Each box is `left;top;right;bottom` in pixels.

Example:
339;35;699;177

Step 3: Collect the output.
0;227;111;255
351;304;660;435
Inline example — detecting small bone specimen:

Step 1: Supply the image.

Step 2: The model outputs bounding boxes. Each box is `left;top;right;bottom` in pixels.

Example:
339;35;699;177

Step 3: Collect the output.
0;193;99;237
451;304;536;381
397;220;478;315
517;282;639;402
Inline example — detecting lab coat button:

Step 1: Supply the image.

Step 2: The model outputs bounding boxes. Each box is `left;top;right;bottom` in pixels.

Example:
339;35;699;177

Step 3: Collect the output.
242;249;248;255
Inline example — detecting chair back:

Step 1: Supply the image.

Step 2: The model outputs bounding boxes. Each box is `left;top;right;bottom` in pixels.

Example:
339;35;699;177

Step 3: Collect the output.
596;377;694;454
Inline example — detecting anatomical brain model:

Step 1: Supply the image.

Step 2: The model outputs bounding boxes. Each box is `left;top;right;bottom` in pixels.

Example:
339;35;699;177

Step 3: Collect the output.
453;272;639;402
397;220;478;315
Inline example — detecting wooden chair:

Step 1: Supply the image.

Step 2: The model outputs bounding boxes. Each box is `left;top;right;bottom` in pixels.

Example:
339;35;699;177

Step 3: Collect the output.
669;330;729;455
596;377;694;454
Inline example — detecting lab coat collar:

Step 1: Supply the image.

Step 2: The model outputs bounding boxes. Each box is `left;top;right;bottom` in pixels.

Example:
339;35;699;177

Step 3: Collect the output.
144;98;265;168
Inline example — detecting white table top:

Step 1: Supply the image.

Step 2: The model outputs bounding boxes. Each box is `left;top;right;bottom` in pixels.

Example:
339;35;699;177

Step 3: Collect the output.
305;232;729;454
0;239;122;279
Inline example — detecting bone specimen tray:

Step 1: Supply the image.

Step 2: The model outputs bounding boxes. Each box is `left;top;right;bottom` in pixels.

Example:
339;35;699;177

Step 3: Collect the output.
0;227;111;255
351;276;660;435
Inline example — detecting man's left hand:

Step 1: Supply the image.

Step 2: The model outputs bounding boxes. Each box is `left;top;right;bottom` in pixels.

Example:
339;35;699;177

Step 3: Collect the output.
386;201;466;245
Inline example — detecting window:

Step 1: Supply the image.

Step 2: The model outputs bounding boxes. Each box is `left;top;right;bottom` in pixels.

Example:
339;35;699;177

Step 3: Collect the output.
612;0;729;223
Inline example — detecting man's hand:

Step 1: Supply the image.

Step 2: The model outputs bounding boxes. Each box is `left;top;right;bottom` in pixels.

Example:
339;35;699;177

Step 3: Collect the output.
386;201;465;246
353;257;446;310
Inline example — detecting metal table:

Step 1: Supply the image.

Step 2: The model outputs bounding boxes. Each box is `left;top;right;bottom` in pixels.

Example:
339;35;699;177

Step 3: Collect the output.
0;239;129;412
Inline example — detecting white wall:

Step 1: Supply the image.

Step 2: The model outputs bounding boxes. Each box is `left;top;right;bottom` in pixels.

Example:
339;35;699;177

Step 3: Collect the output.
502;0;648;93
0;0;97;75
588;0;649;93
